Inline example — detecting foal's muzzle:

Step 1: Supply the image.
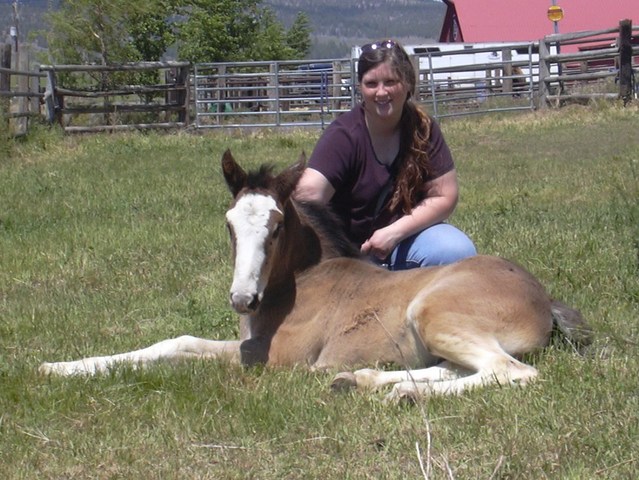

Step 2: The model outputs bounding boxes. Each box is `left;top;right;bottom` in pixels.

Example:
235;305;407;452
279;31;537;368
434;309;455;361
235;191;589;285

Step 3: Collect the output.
230;291;261;314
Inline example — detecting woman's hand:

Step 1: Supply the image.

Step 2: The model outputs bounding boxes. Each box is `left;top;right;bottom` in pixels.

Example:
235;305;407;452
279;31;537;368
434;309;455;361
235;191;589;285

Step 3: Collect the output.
361;225;401;260
362;169;460;260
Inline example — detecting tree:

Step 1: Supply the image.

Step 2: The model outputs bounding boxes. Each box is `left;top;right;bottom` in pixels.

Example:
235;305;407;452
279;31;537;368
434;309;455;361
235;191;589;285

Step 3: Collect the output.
45;0;177;104
175;0;311;62
286;12;312;58
175;0;256;63
129;3;176;62
45;0;174;66
249;9;295;61
45;0;312;65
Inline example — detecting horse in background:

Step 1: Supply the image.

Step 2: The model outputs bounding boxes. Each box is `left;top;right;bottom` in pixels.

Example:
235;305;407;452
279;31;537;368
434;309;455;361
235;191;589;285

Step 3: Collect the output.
40;150;591;402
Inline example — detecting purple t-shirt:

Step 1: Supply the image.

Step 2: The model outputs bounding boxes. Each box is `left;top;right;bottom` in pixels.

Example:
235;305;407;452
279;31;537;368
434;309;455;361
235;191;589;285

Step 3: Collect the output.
308;104;454;246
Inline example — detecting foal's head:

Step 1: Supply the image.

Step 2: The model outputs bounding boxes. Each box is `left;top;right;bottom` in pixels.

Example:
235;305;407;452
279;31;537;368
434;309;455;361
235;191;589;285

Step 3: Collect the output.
222;150;305;314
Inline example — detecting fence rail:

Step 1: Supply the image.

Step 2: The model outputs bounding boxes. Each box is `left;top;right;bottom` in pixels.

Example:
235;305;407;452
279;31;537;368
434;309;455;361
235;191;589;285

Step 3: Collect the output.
539;20;639;106
39;61;190;133
194;59;353;129
414;42;537;119
0;44;45;135
1;20;637;136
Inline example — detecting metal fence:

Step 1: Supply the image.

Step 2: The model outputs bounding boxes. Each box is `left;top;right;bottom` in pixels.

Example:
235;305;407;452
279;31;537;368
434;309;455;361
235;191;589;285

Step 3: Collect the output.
192;24;637;130
193;43;540;129
194;59;354;129
414;42;538;119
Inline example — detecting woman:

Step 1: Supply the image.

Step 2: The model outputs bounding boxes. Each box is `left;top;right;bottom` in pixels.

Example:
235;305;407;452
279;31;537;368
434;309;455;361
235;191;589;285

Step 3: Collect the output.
294;40;476;269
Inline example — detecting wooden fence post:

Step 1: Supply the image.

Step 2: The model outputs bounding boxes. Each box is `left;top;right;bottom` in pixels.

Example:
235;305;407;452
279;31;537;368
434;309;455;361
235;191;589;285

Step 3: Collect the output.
165;67;176;119
0;43;11;122
538;39;551;108
175;65;190;124
618;19;633;105
502;48;513;93
28;47;40;116
14;46;29;135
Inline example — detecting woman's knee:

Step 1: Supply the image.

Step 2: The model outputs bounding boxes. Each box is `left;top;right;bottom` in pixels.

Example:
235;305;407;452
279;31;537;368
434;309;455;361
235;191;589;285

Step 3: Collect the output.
390;224;476;269
428;235;477;265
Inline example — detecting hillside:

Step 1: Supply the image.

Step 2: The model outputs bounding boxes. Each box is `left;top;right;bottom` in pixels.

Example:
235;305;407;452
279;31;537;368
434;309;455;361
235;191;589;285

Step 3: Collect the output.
0;0;446;59
265;0;447;57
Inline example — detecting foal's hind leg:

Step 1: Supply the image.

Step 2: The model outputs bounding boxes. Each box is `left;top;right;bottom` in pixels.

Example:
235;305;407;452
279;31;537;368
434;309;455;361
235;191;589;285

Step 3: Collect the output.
384;299;547;402
40;336;242;376
385;347;538;403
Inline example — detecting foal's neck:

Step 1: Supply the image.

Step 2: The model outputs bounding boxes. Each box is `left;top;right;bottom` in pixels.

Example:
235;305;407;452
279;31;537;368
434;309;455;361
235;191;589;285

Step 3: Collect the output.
293;201;361;261
242;198;354;362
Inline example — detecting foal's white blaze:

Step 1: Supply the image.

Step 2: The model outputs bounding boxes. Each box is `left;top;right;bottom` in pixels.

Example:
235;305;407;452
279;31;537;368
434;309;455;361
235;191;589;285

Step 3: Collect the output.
226;193;281;312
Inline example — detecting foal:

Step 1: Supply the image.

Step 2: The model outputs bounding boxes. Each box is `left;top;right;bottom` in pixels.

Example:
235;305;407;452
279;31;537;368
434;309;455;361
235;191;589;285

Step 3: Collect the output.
40;151;591;402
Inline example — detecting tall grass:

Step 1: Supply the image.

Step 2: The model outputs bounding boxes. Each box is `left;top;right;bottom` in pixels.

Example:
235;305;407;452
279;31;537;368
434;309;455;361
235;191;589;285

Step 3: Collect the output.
1;105;638;479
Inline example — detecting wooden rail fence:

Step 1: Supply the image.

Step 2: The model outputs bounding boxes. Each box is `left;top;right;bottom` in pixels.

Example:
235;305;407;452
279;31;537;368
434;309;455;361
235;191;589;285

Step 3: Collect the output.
40;61;190;133
0;44;45;136
539;19;638;107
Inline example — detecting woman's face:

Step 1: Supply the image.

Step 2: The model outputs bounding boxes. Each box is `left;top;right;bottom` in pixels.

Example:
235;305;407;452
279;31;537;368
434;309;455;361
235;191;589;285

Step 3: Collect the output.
360;61;409;124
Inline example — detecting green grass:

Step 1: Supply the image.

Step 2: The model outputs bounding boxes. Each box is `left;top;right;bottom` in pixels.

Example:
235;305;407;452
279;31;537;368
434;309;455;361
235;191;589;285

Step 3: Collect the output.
1;105;638;479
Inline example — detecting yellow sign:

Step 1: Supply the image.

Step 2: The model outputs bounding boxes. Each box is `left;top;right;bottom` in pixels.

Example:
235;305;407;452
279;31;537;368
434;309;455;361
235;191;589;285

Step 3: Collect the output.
547;5;564;22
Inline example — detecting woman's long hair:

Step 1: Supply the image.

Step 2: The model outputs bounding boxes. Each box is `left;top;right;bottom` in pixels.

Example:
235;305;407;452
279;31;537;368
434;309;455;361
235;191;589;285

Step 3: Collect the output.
358;40;433;215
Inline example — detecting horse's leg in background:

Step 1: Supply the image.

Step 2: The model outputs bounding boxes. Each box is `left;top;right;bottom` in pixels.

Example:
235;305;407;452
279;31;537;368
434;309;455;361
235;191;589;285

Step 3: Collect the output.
39;336;242;376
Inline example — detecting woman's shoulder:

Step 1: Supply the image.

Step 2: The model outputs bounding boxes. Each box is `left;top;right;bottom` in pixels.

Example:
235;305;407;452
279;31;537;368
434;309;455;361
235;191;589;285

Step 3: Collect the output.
326;105;367;135
309;105;369;173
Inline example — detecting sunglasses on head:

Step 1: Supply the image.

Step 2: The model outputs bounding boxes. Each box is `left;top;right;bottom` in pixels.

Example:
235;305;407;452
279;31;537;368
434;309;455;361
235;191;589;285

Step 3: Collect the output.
360;40;397;53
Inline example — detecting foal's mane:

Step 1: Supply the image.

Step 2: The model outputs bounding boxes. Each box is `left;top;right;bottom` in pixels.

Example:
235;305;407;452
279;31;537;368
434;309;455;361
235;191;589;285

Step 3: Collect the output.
294;201;362;260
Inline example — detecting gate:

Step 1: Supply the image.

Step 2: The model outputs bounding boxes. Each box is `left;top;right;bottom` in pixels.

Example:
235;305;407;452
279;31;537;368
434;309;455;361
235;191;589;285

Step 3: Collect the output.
194;59;353;129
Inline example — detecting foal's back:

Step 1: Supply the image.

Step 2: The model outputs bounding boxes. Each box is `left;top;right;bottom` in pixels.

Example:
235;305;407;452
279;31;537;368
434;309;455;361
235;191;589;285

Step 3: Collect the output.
268;255;554;370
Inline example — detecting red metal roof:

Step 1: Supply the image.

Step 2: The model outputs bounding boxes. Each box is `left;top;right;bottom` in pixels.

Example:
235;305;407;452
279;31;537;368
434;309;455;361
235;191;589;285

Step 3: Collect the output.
441;0;637;45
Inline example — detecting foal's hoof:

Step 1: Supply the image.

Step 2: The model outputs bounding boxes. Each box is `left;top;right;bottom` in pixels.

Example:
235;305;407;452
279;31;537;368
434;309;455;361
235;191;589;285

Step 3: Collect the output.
39;362;71;376
39;363;54;376
39;361;92;376
384;385;421;406
331;372;358;392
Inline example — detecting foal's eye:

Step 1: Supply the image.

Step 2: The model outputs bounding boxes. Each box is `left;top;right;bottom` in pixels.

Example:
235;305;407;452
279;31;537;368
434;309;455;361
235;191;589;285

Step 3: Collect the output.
272;223;283;239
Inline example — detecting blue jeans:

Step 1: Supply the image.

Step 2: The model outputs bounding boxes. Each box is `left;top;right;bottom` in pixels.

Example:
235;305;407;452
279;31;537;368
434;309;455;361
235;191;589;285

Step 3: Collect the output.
385;223;476;270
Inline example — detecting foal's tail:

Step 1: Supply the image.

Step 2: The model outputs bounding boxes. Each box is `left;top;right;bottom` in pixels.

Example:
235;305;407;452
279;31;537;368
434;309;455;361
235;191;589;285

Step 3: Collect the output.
551;300;593;348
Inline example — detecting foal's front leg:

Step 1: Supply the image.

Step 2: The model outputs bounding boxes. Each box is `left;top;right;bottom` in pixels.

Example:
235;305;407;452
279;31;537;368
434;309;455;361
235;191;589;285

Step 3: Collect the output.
331;361;466;391
40;336;243;376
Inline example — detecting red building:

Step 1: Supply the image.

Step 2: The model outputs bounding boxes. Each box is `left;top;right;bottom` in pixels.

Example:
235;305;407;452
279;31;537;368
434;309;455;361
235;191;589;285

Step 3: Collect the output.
440;0;637;52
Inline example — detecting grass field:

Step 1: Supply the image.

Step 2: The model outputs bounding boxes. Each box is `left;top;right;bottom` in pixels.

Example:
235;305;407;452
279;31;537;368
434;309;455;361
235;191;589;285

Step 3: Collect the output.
1;104;638;479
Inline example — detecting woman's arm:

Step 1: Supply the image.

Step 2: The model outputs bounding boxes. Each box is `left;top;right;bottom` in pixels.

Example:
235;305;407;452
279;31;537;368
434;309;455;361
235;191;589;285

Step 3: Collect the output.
361;169;459;259
294;167;336;204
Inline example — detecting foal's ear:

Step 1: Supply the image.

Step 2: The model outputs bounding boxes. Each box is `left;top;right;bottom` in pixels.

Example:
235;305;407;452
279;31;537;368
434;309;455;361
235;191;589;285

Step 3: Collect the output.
221;149;247;198
274;152;307;203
